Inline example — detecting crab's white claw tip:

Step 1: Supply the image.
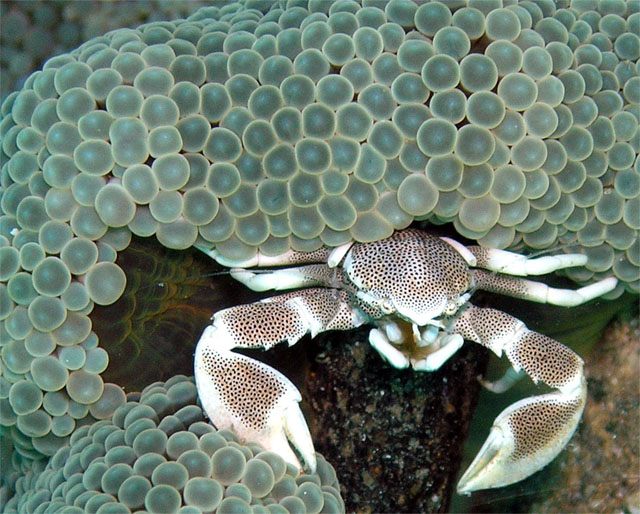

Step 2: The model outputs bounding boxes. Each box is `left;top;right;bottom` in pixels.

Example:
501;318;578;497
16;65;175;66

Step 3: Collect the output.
283;402;317;473
457;389;585;494
195;339;317;475
456;418;573;494
248;400;316;474
457;426;507;495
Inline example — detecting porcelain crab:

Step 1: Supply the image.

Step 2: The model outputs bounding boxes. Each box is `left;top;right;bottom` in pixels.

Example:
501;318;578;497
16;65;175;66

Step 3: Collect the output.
194;229;617;493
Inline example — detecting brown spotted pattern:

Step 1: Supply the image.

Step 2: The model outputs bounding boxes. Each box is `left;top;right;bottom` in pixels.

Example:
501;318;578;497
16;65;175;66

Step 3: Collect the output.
508;396;583;461
346;230;472;322
280;288;350;331
452;306;582;390
288;264;345;289
324;289;366;330
507;331;583;390
351;295;386;321
466;246;495;270
218;300;307;350
218;288;363;350
309;289;363;332
472;270;530;299
285;247;331;265
452;305;519;356
199;347;285;430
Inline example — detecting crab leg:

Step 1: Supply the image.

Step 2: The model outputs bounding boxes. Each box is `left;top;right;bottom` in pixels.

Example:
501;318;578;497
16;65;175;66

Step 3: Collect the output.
197;242;358;268
480;368;527;393
465;245;589;276
194;288;366;472
473;270;618;307
230;264;342;292
451;305;586;493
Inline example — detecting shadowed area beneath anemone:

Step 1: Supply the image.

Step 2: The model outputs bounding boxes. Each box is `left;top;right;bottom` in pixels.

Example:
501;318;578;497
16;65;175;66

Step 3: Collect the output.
89;236;254;391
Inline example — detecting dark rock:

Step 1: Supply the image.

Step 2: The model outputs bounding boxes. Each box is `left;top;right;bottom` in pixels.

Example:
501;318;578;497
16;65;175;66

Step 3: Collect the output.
304;330;487;513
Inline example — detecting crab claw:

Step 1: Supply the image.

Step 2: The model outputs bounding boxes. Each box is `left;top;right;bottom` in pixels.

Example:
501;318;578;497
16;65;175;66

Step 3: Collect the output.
452;305;589;494
457;382;586;494
195;326;316;472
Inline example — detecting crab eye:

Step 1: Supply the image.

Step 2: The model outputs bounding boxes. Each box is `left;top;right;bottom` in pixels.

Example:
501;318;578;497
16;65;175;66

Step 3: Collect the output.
380;299;394;314
445;302;458;315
